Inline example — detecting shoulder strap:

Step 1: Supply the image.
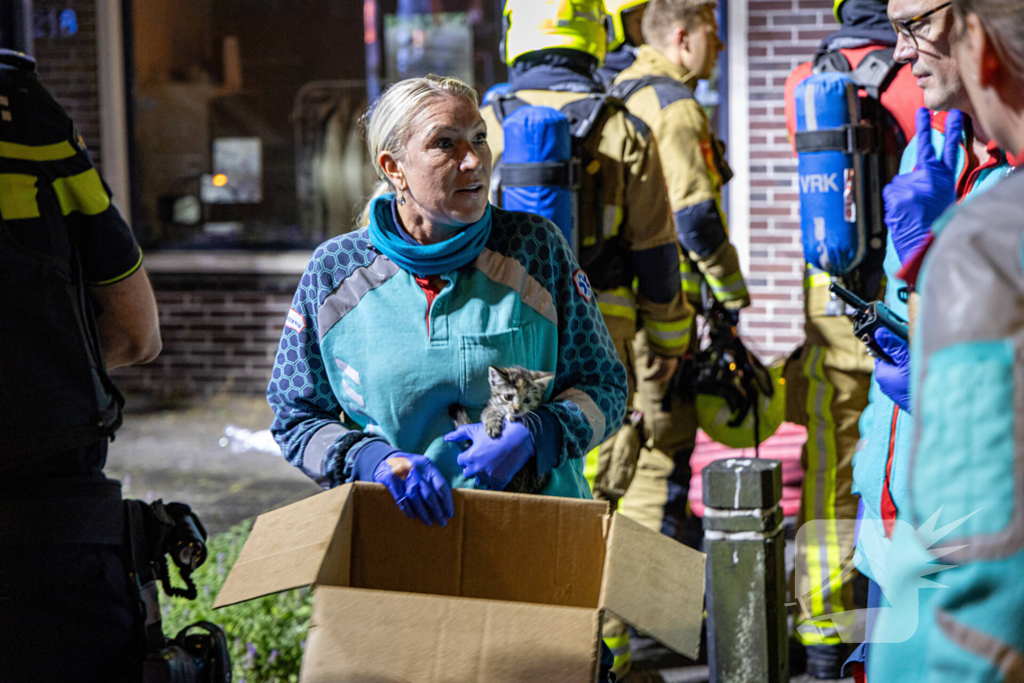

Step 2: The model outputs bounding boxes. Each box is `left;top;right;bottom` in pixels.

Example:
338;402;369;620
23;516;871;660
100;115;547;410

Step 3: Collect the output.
811;49;852;74
610;74;695;108
849;47;899;99
559;93;616;140
492;94;528;125
811;46;899;99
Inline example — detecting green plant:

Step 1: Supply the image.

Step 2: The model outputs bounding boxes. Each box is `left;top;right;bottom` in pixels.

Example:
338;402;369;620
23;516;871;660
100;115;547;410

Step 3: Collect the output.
159;520;312;683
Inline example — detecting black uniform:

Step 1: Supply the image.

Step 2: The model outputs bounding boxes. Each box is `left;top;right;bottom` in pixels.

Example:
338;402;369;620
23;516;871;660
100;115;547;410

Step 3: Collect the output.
0;49;144;683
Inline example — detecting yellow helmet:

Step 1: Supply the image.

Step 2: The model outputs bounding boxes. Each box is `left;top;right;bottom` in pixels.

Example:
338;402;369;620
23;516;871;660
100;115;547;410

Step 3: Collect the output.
833;0;886;24
604;0;649;52
833;0;846;22
503;0;607;67
696;360;786;449
687;318;785;449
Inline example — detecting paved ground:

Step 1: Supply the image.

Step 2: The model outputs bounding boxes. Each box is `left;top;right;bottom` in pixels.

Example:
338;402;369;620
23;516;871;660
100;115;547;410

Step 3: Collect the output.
106;395;320;534
106;395;851;683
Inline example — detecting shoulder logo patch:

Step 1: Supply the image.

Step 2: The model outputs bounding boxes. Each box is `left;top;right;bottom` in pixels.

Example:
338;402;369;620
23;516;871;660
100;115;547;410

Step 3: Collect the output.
573;269;592;303
285;308;306;333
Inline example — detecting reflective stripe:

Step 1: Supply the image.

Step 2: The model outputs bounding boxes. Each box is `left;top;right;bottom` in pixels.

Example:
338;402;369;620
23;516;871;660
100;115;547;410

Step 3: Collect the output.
0;173;39;219
605;632;632;669
584;446;600;489
645;318;692;349
319;254;401;340
0;139;76;161
804;272;832;289
475;248;558;326
555;387;607;453
597;287;637;322
705;269;747;293
680;261;702;293
603;204;622;238
797;345;846;644
303;423;350;482
342;380;366;408
804;82;819;132
937;610;1024;680
52;168;111;216
88;250;143;286
335;358;361;385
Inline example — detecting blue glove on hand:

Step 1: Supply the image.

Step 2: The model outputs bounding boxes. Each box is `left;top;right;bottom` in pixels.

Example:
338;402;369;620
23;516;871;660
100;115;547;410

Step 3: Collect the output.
873;327;911;413
373;454;454;526
444;420;535;491
882;108;964;266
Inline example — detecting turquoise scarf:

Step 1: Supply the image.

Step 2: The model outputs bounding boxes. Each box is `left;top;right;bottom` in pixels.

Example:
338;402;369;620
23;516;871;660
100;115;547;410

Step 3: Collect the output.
367;195;493;277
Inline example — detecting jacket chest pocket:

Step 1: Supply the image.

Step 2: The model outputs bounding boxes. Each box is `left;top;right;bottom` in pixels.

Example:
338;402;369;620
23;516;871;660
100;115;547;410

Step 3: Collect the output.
459;327;528;410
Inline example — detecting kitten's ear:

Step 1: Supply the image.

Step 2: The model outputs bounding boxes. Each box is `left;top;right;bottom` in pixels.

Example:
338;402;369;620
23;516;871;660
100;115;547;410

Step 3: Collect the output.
489;366;510;388
535;372;556;392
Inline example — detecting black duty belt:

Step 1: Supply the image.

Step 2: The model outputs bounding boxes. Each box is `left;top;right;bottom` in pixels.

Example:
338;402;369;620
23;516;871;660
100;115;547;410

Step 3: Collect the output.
0;479;125;545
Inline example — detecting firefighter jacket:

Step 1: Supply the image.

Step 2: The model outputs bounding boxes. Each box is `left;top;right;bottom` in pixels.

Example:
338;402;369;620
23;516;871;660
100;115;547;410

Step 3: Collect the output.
852;113;1014;585
613;46;750;312
267;202;628;501
482;64;694;360
0;52;140;473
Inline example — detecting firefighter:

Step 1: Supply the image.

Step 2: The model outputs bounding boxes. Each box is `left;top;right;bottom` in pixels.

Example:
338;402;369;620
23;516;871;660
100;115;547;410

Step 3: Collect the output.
483;3;693;678
599;0;651;86
0;49;162;682
782;0;925;675
605;0;750;675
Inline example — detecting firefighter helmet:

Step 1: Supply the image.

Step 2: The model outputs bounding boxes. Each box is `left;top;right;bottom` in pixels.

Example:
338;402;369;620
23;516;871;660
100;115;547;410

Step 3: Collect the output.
691;321;785;449
833;0;886;24
503;0;607;66
604;0;649;52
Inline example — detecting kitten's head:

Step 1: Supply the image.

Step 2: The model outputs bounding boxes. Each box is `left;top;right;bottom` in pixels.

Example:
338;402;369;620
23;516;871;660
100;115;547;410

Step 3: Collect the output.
487;366;554;416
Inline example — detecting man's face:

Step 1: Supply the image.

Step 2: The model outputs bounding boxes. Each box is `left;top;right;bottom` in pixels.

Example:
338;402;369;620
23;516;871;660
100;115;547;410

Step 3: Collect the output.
682;6;724;81
889;0;968;112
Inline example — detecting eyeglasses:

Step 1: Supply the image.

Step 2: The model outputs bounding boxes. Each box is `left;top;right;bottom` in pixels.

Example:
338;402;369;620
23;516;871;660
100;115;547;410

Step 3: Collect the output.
890;1;952;50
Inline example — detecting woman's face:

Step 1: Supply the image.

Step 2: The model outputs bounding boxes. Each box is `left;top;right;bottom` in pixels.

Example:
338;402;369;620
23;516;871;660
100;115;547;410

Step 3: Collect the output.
388;95;492;231
952;12;1014;152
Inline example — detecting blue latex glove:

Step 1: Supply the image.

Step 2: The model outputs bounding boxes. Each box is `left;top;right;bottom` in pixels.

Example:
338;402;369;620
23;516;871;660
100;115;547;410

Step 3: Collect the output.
882;108;964;266
873;327;911;413
444;420;535;491
373;454;454;526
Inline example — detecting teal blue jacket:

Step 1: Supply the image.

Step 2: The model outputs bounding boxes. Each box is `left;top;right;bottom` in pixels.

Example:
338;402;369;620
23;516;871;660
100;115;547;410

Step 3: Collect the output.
869;167;1024;682
853;118;1012;582
267;206;628;499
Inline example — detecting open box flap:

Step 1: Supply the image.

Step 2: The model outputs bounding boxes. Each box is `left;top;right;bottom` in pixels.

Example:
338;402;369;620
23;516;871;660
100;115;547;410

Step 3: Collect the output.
213;483;355;608
599;513;706;659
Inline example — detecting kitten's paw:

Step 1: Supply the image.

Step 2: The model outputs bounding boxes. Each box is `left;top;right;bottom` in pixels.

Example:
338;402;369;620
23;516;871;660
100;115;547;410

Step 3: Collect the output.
485;424;504;439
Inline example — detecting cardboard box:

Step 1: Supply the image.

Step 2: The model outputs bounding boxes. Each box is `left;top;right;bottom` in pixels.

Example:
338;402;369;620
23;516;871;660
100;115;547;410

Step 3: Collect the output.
214;482;705;682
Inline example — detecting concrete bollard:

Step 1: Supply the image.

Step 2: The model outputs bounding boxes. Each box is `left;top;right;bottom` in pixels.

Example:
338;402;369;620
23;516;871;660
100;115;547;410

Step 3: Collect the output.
703;458;788;683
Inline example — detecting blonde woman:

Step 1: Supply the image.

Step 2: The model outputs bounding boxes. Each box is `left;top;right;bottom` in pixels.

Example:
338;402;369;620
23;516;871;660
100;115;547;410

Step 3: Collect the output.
267;76;627;525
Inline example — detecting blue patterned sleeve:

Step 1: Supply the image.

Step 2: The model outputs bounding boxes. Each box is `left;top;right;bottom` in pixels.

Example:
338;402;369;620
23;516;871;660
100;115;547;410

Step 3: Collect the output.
267;245;363;487
515;213;628;466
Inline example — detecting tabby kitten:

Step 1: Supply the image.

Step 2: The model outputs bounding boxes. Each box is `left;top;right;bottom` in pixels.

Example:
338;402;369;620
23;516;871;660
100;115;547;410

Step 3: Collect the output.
450;365;555;495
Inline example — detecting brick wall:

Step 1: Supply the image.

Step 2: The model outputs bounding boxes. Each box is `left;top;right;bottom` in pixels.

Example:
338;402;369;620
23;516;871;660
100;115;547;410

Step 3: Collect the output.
738;0;840;360
111;275;298;399
33;0;103;170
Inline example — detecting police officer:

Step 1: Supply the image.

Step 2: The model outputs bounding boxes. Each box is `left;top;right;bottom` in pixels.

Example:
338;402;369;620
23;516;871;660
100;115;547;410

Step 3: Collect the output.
599;0;650;87
0;49;161;682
